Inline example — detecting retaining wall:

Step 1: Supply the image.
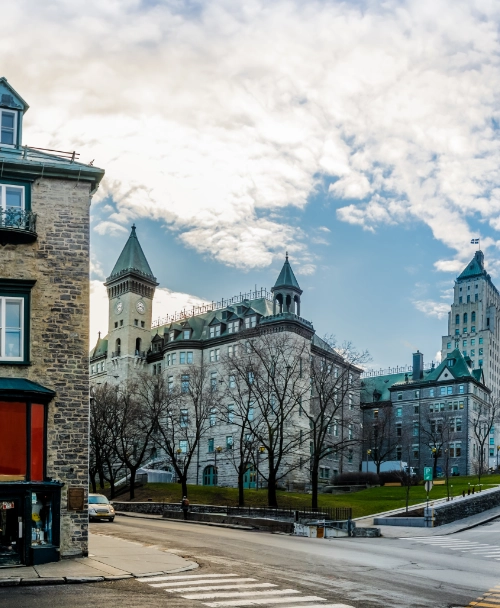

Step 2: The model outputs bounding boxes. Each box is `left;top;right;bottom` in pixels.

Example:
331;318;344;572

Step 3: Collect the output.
429;486;500;526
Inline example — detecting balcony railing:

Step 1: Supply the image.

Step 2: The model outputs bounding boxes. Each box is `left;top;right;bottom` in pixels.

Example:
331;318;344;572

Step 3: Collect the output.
0;209;37;244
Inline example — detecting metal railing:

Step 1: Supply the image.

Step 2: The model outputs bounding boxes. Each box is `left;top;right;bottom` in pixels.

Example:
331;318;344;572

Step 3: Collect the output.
152;287;273;327
0;208;37;233
362;363;434;378
226;505;352;521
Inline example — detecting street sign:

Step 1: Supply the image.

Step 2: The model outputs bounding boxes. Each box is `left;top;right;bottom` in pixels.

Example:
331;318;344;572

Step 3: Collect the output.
424;467;433;481
425;481;433;493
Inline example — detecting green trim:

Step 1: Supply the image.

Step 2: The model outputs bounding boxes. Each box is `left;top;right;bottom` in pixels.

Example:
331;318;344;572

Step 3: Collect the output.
0;178;32;211
0;279;36;365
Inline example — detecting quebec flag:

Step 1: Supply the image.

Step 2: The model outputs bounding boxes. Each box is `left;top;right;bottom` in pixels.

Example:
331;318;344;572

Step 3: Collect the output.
471;238;479;244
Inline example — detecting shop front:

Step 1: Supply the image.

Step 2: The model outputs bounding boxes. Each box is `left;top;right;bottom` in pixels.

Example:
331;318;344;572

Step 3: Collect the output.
0;379;61;567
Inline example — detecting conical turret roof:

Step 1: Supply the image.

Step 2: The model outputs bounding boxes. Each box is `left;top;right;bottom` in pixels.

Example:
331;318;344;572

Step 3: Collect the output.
272;254;302;292
106;225;156;282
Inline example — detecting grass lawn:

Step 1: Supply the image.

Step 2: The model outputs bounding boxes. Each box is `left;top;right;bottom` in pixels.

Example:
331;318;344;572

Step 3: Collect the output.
113;474;500;519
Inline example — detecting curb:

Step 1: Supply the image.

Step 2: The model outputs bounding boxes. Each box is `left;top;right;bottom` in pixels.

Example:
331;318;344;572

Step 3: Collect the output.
0;561;198;588
115;511;256;531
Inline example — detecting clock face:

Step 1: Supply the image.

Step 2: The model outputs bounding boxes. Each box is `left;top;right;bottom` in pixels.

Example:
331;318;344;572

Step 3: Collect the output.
136;301;145;314
115;302;123;314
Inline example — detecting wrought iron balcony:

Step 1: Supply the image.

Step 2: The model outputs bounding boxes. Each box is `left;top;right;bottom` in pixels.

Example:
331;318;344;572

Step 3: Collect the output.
0;208;37;244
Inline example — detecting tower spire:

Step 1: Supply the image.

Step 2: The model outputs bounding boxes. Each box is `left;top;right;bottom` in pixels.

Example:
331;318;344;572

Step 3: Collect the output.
271;254;303;316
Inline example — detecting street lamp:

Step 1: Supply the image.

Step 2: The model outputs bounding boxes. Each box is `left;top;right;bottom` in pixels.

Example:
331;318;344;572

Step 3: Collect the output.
256;446;266;490
497;445;500;471
214;446;223;486
366;449;371;473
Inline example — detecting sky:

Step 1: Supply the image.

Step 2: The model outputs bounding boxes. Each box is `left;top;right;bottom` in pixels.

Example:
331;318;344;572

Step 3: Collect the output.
5;0;500;370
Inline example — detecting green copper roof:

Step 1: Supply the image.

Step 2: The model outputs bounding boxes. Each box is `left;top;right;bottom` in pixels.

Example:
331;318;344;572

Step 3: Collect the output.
457;251;487;281
107;225;156;282
90;333;108;359
425;349;477;382
273;254;301;291
361;372;409;404
0;378;55;396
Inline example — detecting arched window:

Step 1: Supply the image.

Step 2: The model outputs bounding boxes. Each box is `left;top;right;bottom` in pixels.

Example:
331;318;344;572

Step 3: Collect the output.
135;337;141;354
203;465;217;486
463;313;468;324
115;338;121;356
455;314;459;325
472;311;476;322
285;294;292;312
275;293;283;314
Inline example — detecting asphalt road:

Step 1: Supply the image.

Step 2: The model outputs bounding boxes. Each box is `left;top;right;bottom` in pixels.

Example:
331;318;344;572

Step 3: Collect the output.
2;515;500;608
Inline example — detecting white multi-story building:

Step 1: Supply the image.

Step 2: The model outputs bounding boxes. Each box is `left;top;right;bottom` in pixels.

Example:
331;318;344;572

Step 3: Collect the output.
90;226;362;489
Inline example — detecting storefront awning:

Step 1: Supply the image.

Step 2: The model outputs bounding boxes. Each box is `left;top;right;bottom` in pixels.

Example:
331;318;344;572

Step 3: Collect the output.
0;378;55;401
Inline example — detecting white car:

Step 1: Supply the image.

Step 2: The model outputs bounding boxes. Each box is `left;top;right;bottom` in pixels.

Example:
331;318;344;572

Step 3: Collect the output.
89;494;115;522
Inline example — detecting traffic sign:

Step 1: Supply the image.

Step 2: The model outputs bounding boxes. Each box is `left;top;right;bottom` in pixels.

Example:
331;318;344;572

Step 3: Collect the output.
425;481;433;493
424;467;433;481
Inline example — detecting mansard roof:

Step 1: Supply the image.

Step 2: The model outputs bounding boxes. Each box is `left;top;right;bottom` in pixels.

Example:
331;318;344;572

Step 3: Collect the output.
272;254;302;292
107;225;157;283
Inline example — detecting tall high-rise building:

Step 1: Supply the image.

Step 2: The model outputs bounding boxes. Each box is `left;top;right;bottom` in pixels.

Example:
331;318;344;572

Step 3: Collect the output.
441;250;500;398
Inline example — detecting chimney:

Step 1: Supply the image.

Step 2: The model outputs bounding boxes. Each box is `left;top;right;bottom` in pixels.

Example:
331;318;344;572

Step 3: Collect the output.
412;351;423;381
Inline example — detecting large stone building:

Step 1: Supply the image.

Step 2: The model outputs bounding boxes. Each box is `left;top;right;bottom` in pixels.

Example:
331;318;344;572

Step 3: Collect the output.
361;350;492;476
441;250;500;398
90;227;362;488
0;78;104;565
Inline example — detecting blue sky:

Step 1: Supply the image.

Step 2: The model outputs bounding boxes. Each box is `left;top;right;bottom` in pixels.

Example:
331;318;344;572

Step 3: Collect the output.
5;0;500;369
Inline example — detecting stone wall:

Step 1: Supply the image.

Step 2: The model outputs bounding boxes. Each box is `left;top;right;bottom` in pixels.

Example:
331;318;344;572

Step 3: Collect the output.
428;486;500;526
1;177;93;558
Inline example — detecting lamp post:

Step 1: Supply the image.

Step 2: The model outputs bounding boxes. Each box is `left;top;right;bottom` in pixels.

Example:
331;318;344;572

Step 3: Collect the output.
497;446;500;471
366;449;371;473
214;446;222;486
256;446;266;490
176;448;183;484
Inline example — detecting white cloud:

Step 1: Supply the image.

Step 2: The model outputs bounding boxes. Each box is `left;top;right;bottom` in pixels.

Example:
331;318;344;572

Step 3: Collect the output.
413;299;450;319
89;280;209;345
94;221;128;237
5;0;500;273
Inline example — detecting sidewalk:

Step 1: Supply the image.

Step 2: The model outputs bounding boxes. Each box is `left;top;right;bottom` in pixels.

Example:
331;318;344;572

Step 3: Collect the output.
355;504;500;538
0;532;197;587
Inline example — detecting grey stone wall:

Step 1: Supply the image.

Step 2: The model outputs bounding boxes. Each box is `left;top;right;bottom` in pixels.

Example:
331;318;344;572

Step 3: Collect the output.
1;177;92;558
429;486;500;526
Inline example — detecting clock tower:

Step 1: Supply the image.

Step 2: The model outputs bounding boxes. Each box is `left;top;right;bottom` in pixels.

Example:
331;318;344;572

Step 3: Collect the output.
104;225;158;378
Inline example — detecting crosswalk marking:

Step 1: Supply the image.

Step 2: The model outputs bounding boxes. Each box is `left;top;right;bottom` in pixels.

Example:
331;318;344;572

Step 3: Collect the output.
165;583;277;593
204;596;327;607
138;573;239;583
402;536;500;561
135;570;354;607
152;578;256;588
181;589;301;600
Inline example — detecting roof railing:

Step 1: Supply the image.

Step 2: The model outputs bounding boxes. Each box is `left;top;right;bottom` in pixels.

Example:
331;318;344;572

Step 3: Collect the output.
362;363;434;378
152;287;273;328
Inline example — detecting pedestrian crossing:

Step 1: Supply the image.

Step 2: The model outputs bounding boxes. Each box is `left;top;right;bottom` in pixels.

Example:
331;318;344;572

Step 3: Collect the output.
402;536;500;560
136;571;355;607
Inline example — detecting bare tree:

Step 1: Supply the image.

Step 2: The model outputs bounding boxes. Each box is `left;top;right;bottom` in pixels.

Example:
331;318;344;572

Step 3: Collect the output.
471;396;500;484
308;338;368;509
230;331;310;508
420;410;454;480
149;362;221;499
363;405;399;474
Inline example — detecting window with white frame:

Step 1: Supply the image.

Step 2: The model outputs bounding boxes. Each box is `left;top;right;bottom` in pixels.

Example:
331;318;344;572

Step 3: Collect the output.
244;316;257;329
226;435;233;450
0;110;17;146
227;404;234;423
180;352;186;364
167;375;173;392
181;374;190;393
179;440;188;453
210;348;220;363
183;329;191;339
0;184;25;225
227;321;239;334
171;352;176;365
209;325;221;338
187;351;193;364
449;442;462;457
248;403;254;421
210;371;217;391
0;296;24;361
180;408;189;427
228;344;234;357
169;331;175;341
209;407;216;426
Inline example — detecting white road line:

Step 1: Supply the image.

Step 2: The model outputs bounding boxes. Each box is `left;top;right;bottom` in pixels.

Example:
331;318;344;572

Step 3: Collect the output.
138;573;239;583
166;583;277;593
152;578;256;588
203;597;327;607
182;589;301;600
281;605;354;608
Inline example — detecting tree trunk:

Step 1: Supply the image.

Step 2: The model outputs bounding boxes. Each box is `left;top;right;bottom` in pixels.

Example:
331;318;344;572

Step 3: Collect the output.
267;469;278;507
129;468;137;500
90;472;97;494
98;468;105;490
181;475;188;499
433;454;438;479
109;478;115;500
311;459;319;510
237;464;245;507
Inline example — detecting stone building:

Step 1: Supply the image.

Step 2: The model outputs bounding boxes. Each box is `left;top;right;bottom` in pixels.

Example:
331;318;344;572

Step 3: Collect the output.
441;250;500;399
0;78;104;565
361;350;492;476
90;227;362;489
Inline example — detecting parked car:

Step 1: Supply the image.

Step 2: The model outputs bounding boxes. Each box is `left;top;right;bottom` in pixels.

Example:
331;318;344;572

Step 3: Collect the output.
88;494;115;522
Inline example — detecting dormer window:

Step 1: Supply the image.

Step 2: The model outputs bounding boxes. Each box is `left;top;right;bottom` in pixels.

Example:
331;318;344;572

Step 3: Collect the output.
447;359;455;367
227;321;239;334
183;329;191;340
209;325;221;338
169;331;175;341
245;316;257;329
0;109;16;146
